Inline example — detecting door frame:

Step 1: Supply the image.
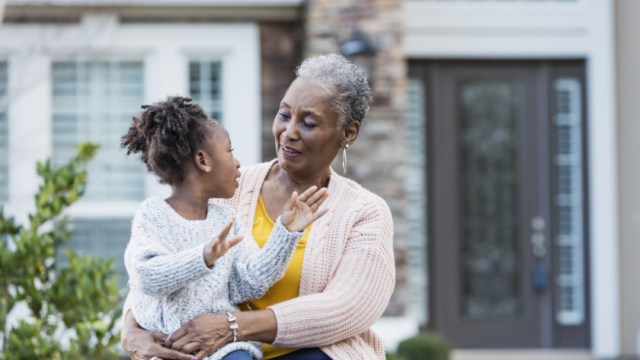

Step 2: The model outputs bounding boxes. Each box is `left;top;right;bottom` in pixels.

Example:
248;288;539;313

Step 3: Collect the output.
409;59;591;349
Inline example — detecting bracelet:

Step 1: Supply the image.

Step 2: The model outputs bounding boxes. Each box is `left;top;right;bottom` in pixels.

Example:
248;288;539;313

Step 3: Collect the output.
226;312;238;342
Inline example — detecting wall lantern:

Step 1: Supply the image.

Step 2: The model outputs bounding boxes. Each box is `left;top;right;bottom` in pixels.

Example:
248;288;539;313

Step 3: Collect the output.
339;31;376;84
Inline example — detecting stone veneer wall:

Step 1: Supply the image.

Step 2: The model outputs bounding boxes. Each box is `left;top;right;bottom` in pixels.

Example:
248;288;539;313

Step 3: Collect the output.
303;0;407;316
260;22;303;162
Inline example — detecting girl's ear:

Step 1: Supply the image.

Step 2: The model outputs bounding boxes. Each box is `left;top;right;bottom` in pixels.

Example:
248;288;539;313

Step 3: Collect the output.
194;149;208;171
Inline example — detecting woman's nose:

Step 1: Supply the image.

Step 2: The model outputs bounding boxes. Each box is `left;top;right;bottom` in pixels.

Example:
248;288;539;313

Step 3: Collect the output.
234;157;241;168
283;120;299;140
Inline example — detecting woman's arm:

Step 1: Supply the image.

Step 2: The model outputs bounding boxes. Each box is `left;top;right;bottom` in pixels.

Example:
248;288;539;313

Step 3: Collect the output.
267;197;395;348
163;309;278;357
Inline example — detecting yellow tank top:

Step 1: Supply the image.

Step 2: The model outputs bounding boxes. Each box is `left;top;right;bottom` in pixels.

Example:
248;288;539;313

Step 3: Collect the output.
238;195;310;359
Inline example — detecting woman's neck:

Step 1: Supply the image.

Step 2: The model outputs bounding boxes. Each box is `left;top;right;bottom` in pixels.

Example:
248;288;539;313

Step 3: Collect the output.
165;184;210;221
274;164;331;193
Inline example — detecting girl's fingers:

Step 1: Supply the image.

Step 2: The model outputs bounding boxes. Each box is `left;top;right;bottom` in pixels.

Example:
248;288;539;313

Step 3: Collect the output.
177;342;201;355
312;207;329;222
216;219;234;241
193;350;207;360
155;345;195;360
225;235;244;249
284;191;298;212
305;188;328;207
297;186;318;202
309;194;328;213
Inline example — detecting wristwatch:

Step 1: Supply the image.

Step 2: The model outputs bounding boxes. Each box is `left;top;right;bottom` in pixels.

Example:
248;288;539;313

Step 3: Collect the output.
227;312;238;342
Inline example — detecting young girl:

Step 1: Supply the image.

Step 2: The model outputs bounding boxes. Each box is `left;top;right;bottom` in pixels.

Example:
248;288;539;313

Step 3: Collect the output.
121;97;328;360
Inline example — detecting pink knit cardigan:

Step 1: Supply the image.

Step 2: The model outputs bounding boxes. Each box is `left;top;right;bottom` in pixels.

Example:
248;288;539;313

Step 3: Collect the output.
214;160;395;360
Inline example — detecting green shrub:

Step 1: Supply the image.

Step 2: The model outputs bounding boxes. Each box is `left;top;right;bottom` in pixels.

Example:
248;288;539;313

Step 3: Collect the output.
0;143;122;360
396;333;451;360
386;352;408;360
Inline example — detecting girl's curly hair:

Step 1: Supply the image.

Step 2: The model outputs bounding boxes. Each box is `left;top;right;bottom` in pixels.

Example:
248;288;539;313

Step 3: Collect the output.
121;96;214;185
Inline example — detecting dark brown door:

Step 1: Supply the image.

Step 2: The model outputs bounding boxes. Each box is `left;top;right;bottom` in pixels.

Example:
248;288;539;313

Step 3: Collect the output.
409;60;590;349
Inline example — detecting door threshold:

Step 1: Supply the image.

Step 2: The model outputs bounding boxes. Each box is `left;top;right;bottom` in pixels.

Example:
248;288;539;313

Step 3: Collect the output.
452;349;592;360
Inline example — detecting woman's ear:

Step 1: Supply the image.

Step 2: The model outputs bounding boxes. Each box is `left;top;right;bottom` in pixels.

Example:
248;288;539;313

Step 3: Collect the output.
343;121;360;147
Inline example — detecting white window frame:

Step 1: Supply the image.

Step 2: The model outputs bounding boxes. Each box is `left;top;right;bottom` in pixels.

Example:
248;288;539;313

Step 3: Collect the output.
0;14;261;221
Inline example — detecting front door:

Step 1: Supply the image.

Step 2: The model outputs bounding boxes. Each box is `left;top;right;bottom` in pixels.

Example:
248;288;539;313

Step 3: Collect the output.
409;60;590;348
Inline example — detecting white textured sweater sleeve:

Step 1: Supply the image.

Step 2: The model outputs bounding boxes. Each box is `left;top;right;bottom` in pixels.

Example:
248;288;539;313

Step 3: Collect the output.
268;197;395;348
124;202;215;299
228;216;304;304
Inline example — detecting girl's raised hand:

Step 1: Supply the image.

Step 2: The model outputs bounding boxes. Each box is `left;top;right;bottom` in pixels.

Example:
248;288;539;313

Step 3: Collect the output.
203;218;244;266
281;186;329;233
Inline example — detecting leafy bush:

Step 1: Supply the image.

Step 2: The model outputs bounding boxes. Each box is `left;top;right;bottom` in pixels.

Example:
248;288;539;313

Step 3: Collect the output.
386;352;408;360
395;333;451;360
0;143;123;360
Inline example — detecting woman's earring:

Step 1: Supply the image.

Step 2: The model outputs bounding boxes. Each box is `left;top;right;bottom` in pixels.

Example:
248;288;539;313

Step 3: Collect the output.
205;166;211;172
342;144;349;174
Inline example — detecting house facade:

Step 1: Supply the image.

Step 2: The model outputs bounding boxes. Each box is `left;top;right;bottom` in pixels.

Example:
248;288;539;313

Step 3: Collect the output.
1;0;638;359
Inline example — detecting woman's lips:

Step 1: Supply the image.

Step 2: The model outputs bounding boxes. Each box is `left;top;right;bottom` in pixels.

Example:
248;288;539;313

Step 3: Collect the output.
281;145;301;158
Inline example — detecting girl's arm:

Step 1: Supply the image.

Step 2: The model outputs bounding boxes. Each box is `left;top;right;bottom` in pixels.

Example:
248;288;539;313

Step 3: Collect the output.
227;217;303;304
125;200;218;299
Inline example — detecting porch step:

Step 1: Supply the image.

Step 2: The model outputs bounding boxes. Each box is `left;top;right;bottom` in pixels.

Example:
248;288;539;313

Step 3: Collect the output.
452;350;593;360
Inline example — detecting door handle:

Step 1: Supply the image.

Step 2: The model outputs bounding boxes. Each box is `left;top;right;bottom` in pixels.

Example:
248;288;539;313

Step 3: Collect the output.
531;216;548;293
531;216;546;257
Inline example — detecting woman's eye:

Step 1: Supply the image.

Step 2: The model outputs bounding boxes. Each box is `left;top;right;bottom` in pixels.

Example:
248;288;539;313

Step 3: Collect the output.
230;148;234;152
279;112;291;120
302;121;317;128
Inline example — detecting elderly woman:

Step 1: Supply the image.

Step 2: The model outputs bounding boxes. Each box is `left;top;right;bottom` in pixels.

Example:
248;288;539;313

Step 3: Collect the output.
121;54;395;360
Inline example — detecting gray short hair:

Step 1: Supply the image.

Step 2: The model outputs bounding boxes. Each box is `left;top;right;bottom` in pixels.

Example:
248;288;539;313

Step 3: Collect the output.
295;53;373;127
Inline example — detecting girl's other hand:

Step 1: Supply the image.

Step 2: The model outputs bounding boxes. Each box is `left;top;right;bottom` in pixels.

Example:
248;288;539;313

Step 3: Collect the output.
203;218;244;267
281;186;329;233
121;311;195;360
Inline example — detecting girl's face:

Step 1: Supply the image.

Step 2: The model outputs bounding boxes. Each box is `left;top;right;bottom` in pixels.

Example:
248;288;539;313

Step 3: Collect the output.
198;123;241;199
273;79;344;177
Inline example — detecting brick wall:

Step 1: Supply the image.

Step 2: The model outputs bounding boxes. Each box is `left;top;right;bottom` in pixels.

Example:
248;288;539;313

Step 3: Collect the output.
260;22;303;162
304;0;408;316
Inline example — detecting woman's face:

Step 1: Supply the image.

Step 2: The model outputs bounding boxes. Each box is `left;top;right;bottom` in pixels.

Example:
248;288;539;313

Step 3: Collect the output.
273;79;344;177
199;123;241;199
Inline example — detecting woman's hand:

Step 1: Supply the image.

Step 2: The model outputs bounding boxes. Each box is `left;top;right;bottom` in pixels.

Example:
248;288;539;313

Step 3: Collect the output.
203;218;244;267
164;313;233;359
121;311;195;360
281;186;329;233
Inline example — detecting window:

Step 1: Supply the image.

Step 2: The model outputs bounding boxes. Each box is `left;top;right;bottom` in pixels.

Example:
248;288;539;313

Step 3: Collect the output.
0;62;8;202
189;61;223;123
404;79;429;325
56;219;133;289
52;61;145;201
552;78;585;326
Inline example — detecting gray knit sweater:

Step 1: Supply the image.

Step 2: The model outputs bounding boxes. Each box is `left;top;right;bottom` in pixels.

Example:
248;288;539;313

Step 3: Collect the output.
124;197;304;360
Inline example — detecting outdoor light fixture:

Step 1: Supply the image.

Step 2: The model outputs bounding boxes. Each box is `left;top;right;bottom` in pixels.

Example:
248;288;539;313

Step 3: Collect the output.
339;31;376;84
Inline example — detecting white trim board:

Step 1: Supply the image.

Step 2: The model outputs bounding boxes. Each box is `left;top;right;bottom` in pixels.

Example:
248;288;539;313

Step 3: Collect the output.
402;0;619;357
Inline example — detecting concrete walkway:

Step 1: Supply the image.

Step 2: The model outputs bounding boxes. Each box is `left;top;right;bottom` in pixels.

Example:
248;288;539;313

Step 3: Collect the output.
452;350;593;360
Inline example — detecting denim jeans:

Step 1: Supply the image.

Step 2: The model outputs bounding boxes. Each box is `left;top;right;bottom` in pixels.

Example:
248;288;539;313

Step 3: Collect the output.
272;348;331;360
222;350;254;360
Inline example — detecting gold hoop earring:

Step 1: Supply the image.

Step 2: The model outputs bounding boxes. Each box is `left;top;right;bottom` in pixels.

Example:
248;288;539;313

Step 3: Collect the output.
342;144;349;174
